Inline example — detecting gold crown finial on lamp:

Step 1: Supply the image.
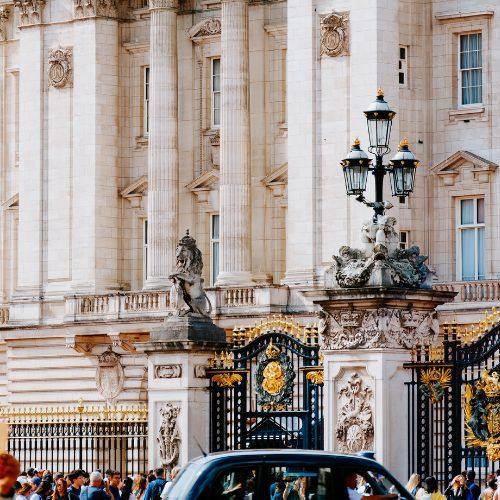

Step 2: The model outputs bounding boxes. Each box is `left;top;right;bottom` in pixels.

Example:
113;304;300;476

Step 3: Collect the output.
377;87;384;97
399;138;409;149
353;137;360;146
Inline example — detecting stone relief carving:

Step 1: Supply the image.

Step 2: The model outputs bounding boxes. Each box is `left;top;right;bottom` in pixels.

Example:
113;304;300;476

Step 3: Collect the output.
325;216;433;289
336;373;373;453
0;6;10;42
149;0;178;9
169;230;212;317
320;308;439;350
210;132;220;167
73;0;117;19
14;0;45;26
158;402;181;468
194;364;208;378
96;347;124;403
320;11;349;57
48;47;72;89
190;17;221;39
155;364;182;379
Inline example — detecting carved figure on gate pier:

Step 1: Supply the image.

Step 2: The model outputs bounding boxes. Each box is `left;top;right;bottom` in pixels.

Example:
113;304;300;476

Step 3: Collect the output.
169;230;212;317
158;402;180;469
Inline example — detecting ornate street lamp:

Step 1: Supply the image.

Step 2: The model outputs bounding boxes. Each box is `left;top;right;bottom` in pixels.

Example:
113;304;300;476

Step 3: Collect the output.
341;89;419;222
341;138;372;195
389;138;419;196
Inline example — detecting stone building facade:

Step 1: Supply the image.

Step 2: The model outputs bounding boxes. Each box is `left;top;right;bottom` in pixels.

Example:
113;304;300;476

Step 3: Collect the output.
0;0;498;469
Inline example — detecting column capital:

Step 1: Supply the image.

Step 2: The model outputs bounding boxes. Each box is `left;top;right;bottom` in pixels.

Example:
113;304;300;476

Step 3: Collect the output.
14;0;45;26
149;0;178;10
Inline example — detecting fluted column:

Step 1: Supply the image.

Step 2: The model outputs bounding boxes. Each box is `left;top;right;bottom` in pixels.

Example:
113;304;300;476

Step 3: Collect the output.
216;0;252;286
145;0;179;289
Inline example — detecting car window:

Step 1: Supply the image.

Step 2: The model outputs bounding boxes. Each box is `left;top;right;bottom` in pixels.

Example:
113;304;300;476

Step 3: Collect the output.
210;466;258;499
339;467;413;500
267;465;332;499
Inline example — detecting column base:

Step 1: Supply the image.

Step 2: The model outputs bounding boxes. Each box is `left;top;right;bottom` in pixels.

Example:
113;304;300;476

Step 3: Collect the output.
215;271;254;287
143;277;171;291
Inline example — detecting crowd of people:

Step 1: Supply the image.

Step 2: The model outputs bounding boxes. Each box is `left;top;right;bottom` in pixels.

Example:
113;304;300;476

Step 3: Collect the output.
406;470;500;500
0;454;180;500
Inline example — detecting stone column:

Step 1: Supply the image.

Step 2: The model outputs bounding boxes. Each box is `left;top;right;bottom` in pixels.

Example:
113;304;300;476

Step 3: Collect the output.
216;0;252;286
145;0;179;290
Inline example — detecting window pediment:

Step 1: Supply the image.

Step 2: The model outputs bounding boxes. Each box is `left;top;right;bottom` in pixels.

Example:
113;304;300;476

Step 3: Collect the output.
121;176;148;208
187;168;220;211
189;17;221;43
431;151;497;186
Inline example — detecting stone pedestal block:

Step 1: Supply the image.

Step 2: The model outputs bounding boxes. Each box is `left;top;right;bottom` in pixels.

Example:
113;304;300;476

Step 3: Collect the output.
150;314;226;343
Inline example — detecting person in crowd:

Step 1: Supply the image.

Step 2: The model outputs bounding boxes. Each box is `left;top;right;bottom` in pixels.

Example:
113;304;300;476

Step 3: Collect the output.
119;478;134;500
0;454;21;500
159;468;180;500
31;481;53;500
480;476;497;500
68;470;85;500
145;477;154;490
15;483;32;500
444;475;469;499
132;476;146;500
16;475;27;487
107;473;121;500
26;471;38;489
467;471;480;500
406;474;422;497
416;477;446;500
80;472;112;500
142;470;165;500
52;479;69;500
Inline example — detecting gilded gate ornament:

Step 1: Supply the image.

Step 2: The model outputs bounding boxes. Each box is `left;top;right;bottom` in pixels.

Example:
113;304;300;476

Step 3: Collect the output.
420;367;452;403
255;341;295;411
464;365;500;461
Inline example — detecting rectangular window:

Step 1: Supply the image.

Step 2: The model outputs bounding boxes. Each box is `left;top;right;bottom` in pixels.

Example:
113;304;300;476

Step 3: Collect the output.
143;66;150;135
211;58;221;128
210;214;220;285
457;198;485;281
399;45;408;86
399;231;408;250
459;33;482;105
143;219;148;284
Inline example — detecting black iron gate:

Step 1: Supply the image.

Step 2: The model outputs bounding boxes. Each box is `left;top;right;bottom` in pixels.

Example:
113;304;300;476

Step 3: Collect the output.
208;317;324;452
406;311;500;488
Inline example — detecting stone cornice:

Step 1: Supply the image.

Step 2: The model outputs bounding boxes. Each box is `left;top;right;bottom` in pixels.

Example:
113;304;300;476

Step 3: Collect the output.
435;10;493;21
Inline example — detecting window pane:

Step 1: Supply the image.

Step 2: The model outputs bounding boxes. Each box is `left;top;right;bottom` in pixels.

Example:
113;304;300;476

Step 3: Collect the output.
477;198;485;223
211;467;256;498
212;242;219;285
400;47;406;59
461;229;475;280
268;466;332;498
461;199;474;224
478;227;485;279
212;58;221;91
212;214;220;239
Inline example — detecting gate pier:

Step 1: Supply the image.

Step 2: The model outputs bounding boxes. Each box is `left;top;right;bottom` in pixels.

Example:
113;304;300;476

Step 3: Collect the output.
303;287;455;482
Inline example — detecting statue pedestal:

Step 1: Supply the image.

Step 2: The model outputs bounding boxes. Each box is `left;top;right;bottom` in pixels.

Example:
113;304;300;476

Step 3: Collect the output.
137;316;226;470
303;287;456;482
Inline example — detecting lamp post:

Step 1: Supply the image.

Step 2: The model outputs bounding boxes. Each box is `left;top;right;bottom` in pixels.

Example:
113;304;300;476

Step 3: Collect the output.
341;89;419;222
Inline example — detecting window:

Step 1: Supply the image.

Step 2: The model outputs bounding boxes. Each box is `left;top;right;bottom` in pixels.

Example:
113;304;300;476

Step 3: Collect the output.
459;33;482;105
211;58;221;128
399;45;408;86
457;198;485;281
143;219;148;283
210;214;220;285
399;231;408;250
143;66;150;135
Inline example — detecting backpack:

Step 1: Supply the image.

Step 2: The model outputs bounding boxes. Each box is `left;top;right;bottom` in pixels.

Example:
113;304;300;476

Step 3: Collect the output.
150;480;166;500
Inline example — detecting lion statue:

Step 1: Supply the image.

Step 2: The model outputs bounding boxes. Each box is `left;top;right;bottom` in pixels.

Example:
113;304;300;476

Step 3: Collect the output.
169;230;212;317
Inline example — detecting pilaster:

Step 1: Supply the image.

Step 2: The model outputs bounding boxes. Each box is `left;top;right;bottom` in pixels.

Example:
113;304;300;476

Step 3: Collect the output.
216;0;252;286
145;0;179;290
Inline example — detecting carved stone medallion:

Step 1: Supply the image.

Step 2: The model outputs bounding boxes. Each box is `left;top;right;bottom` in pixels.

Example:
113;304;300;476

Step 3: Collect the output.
96;347;124;403
194;364;208;378
320;308;439;350
158;402;181;468
155;364;182;379
48;47;72;89
336;373;373;453
320;12;349;57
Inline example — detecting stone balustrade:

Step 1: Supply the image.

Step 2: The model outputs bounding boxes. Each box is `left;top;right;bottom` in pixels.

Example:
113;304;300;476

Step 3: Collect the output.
434;280;500;303
64;291;171;322
223;287;256;307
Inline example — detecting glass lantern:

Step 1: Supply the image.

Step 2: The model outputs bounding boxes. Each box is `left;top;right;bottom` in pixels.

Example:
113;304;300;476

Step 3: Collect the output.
389;138;419;197
341;139;372;196
364;88;396;155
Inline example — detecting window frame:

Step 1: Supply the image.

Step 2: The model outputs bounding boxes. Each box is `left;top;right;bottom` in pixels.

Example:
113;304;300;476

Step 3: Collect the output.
143;219;148;285
211;57;221;129
143;66;150;136
458;32;483;107
399;230;409;250
210;213;220;285
398;45;408;87
455;197;485;281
